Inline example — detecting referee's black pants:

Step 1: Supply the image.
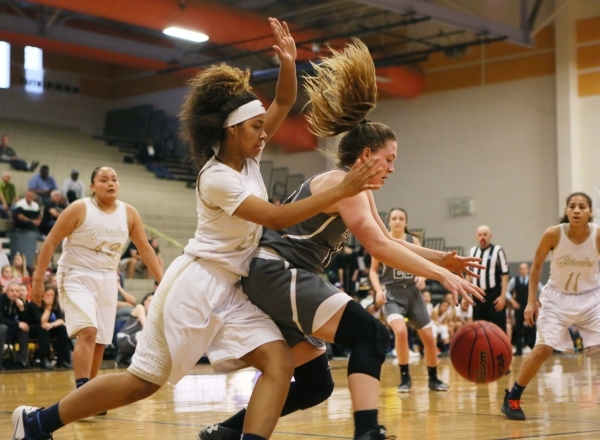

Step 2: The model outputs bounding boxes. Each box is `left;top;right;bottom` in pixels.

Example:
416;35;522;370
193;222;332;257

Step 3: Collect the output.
472;286;507;333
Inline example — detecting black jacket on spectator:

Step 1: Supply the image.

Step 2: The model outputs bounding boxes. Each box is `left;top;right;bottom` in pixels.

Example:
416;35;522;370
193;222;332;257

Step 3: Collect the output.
26;301;72;367
0;293;29;366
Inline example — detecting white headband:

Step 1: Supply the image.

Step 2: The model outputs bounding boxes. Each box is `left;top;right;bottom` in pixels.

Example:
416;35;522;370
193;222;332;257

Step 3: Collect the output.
223;100;265;127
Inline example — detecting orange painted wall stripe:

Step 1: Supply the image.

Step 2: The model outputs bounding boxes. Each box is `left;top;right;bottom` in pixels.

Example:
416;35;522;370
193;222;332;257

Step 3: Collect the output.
577;16;600;43
579;71;600;96
485;52;555;84
422;64;481;94
577;44;600;70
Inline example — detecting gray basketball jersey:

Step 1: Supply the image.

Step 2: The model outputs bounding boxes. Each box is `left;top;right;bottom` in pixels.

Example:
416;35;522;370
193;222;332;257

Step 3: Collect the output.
259;170;351;274
381;234;416;288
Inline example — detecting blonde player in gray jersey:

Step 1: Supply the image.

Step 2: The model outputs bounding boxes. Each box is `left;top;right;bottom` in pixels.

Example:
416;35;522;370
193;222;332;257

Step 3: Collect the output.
502;192;600;420
12;18;381;440
32;166;162;393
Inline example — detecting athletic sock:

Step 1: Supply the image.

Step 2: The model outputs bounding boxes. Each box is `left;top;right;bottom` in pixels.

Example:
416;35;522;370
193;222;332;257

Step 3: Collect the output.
354;409;378;438
220;408;246;431
38;403;64;433
399;364;409;379
241;434;266;440
75;378;89;388
427;366;438;380
507;382;526;400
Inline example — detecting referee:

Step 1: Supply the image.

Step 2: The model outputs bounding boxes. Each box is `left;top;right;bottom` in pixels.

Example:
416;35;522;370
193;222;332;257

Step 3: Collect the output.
466;225;510;332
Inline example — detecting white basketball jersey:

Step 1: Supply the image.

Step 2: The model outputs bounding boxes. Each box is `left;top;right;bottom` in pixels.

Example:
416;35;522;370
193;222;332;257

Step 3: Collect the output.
547;223;600;294
184;155;267;277
58;198;129;271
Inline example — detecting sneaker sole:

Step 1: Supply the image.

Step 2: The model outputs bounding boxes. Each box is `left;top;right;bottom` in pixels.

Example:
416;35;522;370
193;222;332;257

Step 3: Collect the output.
397;388;411;393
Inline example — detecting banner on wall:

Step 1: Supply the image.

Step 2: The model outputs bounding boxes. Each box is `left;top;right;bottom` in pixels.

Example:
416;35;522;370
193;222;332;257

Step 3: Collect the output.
595;183;600;226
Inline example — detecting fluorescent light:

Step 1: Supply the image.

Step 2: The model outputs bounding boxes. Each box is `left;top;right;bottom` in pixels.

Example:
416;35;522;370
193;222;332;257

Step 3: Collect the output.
0;41;9;89
163;27;209;43
25;46;43;71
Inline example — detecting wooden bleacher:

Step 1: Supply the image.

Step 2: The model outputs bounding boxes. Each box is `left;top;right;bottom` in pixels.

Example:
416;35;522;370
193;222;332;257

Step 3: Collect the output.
0;117;197;271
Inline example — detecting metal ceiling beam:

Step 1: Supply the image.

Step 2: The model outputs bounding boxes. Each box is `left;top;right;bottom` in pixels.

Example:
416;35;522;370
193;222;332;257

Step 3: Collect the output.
352;0;534;47
0;12;185;63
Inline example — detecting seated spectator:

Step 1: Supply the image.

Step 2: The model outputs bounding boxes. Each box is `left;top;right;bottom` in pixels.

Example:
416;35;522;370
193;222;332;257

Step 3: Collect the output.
116;292;154;367
62;169;85;204
454;297;473;332
0;242;9;268
40;190;66;236
120;238;162;279
431;300;453;354
14;190;42;230
0;281;29;369
422;290;433;317
26;284;72;369
0;171;18;219
28;165;57;206
0;264;13;288
139;137;173;179
115;281;136;324
18;283;30;302
0;134;39;172
12;252;30;285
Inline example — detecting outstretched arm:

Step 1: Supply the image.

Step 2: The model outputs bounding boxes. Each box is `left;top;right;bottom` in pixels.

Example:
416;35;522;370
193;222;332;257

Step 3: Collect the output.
263;18;297;143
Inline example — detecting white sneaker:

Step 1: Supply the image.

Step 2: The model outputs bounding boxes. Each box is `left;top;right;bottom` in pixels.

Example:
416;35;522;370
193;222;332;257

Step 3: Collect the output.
522;346;531;355
409;350;420;358
11;406;39;440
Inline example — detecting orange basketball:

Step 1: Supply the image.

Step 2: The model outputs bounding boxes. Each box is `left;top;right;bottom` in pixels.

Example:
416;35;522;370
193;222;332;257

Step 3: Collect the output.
450;320;512;383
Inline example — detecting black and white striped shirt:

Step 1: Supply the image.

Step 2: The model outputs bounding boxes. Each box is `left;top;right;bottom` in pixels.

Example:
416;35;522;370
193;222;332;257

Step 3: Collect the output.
468;244;509;290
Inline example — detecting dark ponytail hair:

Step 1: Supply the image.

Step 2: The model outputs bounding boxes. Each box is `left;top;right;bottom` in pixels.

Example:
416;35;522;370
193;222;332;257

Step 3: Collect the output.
560;191;593;223
303;39;396;167
180;64;258;171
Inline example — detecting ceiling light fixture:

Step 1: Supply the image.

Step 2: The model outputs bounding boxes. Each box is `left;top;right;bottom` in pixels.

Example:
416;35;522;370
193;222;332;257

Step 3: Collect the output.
163;27;209;43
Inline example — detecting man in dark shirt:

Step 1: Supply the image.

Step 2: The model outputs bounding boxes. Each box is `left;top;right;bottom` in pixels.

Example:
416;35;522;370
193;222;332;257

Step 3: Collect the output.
0;281;30;369
40;190;66;235
14;190;42;230
0;134;39;172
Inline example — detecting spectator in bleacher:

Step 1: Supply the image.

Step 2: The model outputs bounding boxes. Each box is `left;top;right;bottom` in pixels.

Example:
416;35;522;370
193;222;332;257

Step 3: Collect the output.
139;137;173;179
333;245;360;300
62;169;85;204
0;241;9;268
26;284;73;370
454;296;473;330
28;165;58;206
14;190;42;230
120;240;139;279
0;264;14;289
0;171;18;218
12;252;30;285
19;283;30;302
116;292;154;367
0;281;30;369
40;190;66;236
0;134;39;172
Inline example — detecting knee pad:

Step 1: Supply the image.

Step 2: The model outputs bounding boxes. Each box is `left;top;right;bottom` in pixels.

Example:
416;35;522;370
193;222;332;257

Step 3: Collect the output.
334;300;389;380
281;353;334;416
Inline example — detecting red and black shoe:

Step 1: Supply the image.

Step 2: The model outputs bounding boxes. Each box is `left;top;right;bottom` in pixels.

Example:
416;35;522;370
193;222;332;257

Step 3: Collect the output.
501;389;526;420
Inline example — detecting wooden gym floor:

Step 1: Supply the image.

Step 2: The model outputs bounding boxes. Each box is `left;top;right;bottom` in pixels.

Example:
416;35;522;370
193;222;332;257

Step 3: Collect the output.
1;353;599;439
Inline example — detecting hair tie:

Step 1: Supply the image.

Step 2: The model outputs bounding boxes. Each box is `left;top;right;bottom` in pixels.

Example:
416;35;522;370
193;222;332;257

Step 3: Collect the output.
360;119;371;124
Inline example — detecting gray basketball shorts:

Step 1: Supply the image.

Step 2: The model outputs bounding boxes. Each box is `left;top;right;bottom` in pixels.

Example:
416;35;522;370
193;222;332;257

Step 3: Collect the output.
241;257;351;348
383;285;431;329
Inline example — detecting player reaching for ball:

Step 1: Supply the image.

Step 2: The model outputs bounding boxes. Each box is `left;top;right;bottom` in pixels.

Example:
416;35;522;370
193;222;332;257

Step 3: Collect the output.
502;192;600;420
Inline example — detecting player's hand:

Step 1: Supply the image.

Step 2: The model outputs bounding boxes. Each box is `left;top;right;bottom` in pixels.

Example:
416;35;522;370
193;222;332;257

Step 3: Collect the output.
439;271;485;307
441;251;484;277
270;18;296;66
493;295;506;312
375;290;386;307
338;158;382;197
524;301;539;326
415;276;426;290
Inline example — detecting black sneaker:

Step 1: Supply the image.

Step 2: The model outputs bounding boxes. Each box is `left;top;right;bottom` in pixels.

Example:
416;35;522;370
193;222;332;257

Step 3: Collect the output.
355;425;396;440
501;389;526;420
12;406;53;439
428;377;449;391
197;424;241;440
397;376;412;393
